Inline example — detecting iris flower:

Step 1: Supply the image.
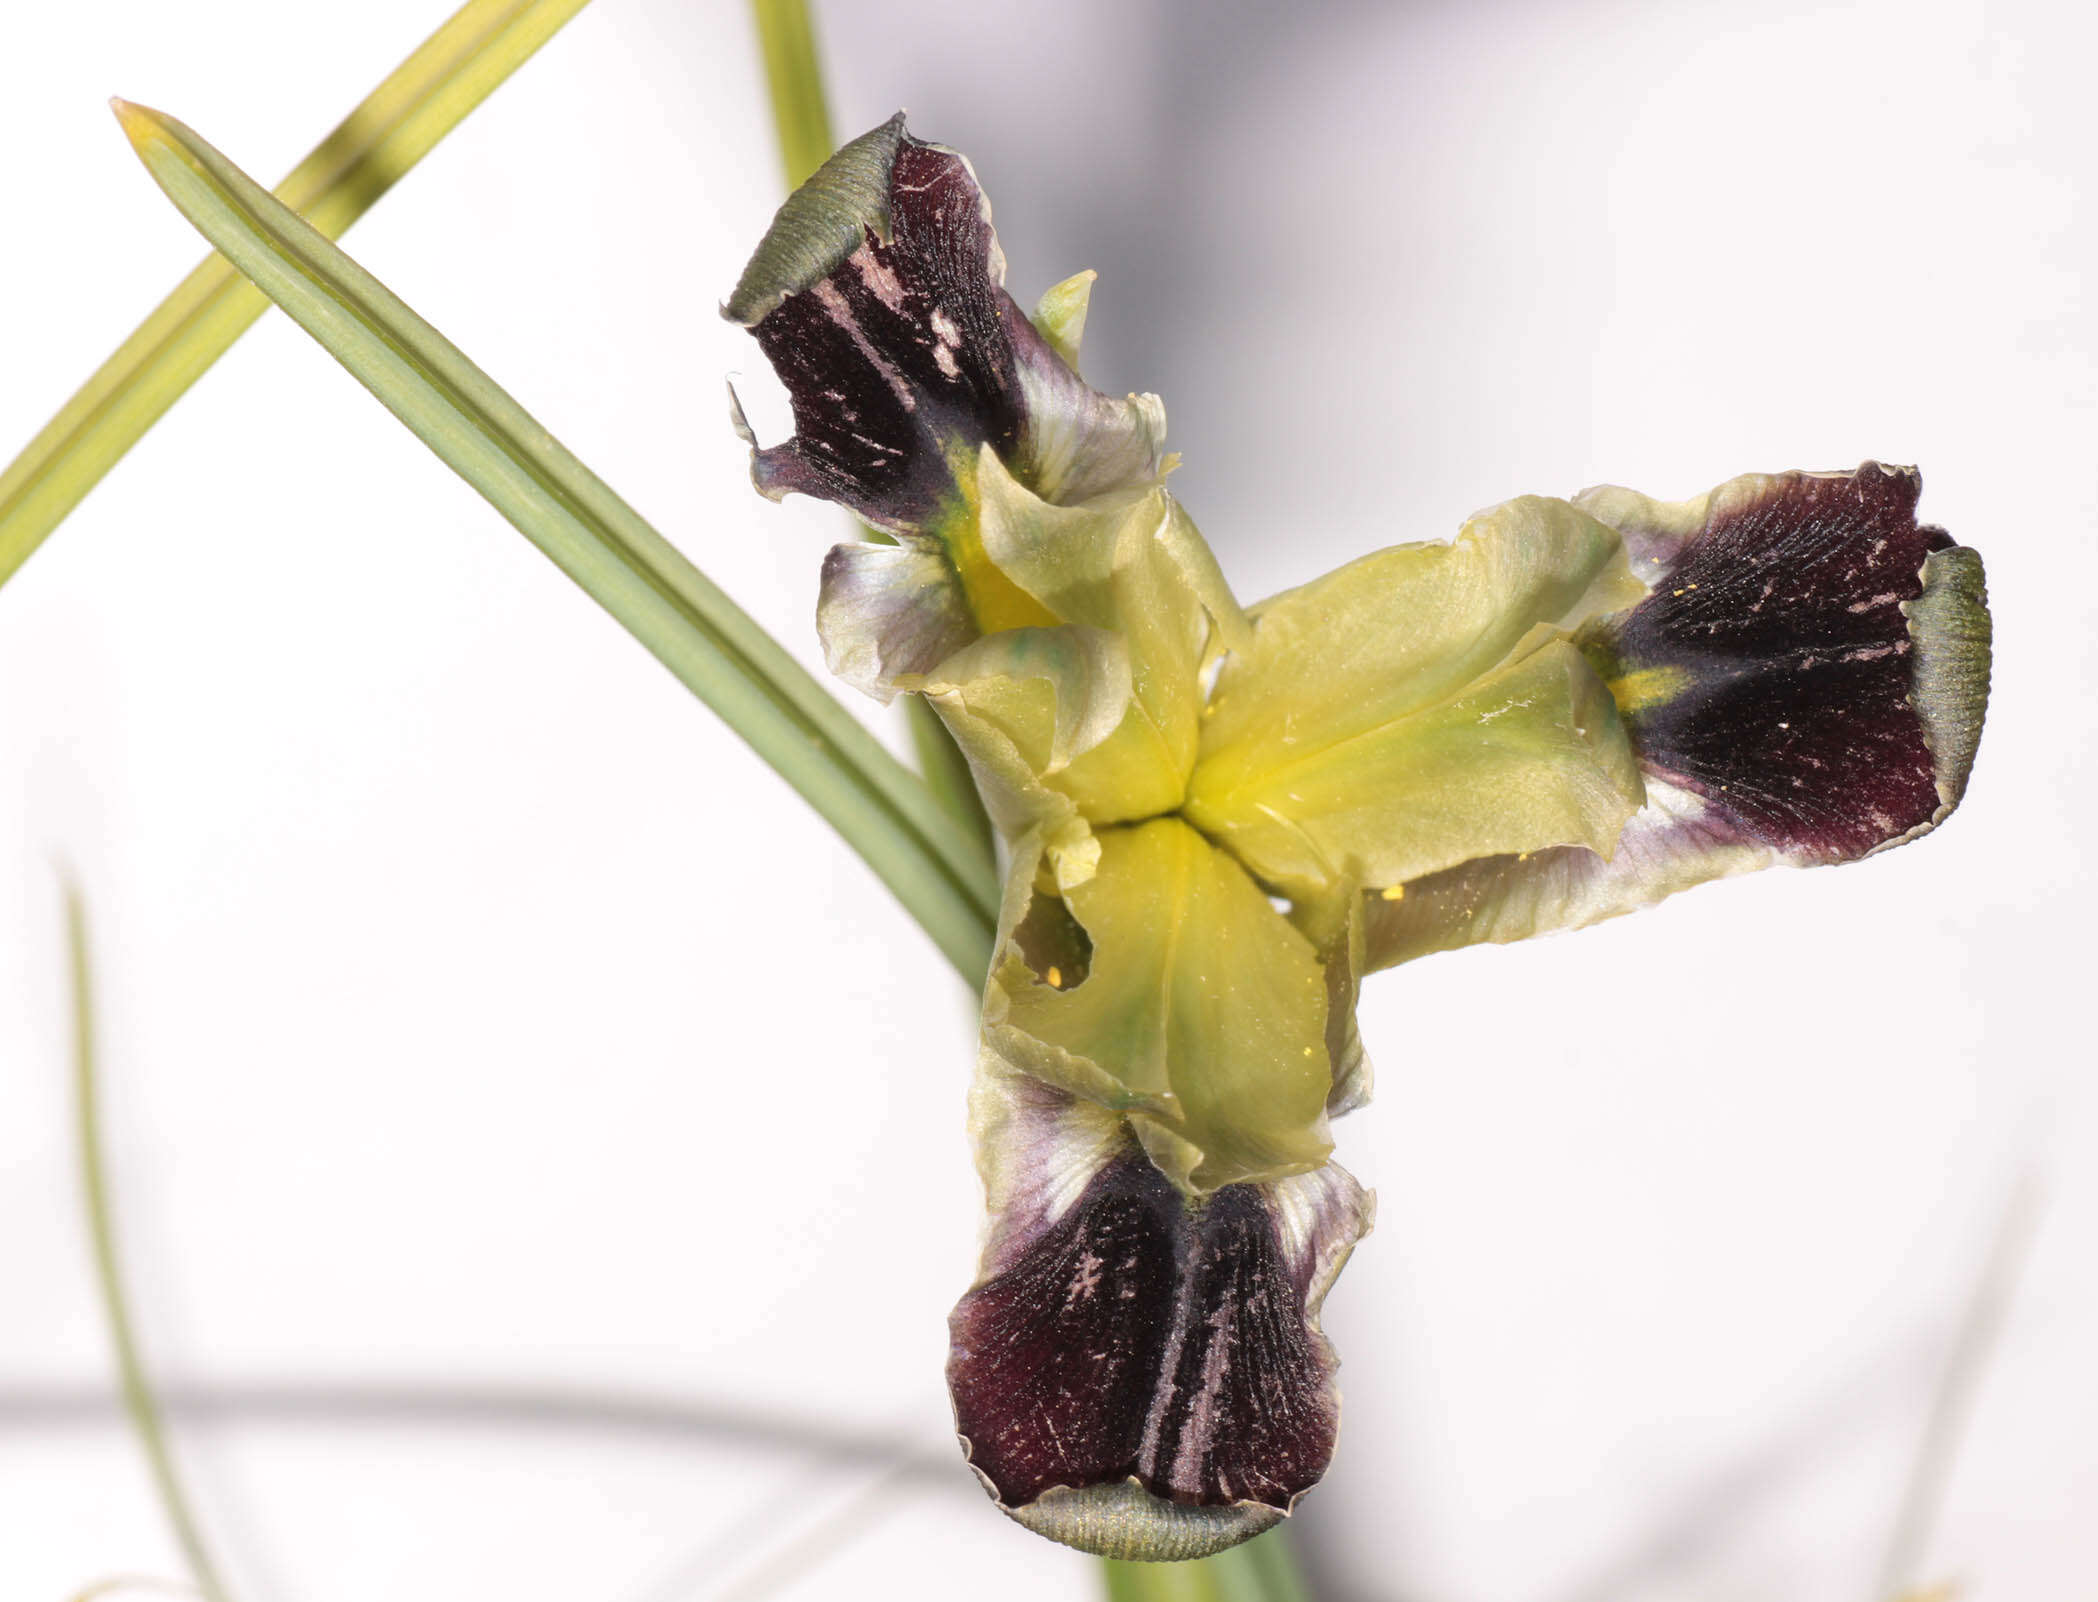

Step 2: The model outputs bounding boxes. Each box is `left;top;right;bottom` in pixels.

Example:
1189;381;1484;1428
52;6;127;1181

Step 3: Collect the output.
725;117;1992;1561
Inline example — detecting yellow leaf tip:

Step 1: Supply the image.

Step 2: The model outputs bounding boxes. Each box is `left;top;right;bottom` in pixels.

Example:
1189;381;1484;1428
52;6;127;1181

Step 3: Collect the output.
109;97;171;152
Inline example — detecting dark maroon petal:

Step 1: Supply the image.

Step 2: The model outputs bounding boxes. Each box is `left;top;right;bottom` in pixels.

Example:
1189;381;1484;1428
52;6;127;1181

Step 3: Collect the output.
949;1151;1177;1506
1366;466;1991;972
724;117;1162;534
949;1113;1370;1547
1582;463;1984;861
1139;1181;1346;1507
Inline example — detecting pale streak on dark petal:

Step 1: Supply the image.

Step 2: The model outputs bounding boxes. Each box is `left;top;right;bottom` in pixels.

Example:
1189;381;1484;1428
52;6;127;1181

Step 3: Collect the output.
725;117;1162;536
1580;462;1982;860
948;1070;1372;1559
1367;464;1991;971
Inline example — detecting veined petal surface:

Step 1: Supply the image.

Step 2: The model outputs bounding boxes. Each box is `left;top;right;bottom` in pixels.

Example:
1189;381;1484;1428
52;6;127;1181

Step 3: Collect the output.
1365;464;1991;969
725;116;1166;658
1194;494;1644;800
813;535;977;701
949;1065;1372;1558
1187;635;1647;908
986;817;1334;1194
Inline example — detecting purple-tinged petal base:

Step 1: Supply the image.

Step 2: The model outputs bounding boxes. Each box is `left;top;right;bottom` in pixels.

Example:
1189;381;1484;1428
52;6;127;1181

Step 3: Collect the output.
1365;463;1991;970
815;538;978;702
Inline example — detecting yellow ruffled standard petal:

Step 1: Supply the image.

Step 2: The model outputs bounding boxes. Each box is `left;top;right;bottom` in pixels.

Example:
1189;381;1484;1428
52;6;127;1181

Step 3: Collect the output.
904;627;1125;886
1186;495;1648;907
985;817;1332;1196
927;448;1250;824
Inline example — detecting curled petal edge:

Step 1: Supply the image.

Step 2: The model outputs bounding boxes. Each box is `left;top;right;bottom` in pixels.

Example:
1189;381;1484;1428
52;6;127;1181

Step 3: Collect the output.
949;1063;1373;1559
1367;464;1990;969
725;115;1165;536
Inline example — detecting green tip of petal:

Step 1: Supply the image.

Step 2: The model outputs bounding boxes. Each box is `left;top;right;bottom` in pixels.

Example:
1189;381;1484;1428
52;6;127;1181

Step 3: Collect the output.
724;112;907;326
1904;543;1991;827
1002;1480;1283;1561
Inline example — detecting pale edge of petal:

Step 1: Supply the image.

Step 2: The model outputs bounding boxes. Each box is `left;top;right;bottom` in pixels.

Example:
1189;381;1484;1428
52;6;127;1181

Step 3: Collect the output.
815;536;977;702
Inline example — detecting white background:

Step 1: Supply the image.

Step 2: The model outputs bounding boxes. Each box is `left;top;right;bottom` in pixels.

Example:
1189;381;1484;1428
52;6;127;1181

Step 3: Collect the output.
2;2;2093;1599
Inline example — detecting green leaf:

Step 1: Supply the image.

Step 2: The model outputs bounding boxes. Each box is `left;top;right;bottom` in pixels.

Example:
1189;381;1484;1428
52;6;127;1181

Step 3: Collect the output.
0;0;592;591
69;883;235;1602
114;100;999;982
750;0;836;191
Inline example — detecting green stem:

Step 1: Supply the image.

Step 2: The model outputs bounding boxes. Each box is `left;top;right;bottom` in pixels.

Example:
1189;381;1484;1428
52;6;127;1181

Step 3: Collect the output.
751;0;835;190
69;885;235;1602
0;0;592;593
1103;1532;1313;1602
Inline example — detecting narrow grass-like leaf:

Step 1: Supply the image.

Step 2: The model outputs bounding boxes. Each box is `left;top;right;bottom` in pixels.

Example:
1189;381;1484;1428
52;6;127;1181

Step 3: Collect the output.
68;883;235;1602
114;101;999;980
0;0;590;591
750;0;836;192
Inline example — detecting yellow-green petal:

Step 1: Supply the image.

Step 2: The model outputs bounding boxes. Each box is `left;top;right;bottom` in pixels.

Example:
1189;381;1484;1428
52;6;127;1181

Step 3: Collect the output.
987;817;1332;1195
1364;464;1993;971
1186;636;1647;907
907;627;1124;881
1195;495;1645;805
966;450;1247;821
976;444;1246;663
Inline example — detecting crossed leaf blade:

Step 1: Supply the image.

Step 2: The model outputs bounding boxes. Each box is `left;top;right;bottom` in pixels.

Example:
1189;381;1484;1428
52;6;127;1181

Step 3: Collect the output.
114;99;998;980
0;0;594;590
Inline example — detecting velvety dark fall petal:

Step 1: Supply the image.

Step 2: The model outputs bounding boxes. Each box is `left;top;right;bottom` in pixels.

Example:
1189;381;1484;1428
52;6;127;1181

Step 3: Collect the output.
950;1070;1371;1558
1364;464;1991;970
1579;463;1981;859
724;116;1163;539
